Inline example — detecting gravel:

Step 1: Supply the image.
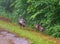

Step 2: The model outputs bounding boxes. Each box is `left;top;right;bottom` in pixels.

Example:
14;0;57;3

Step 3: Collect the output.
0;31;30;44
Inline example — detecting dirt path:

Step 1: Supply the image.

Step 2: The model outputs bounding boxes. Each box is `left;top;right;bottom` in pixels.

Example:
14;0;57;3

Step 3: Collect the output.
0;28;30;44
0;16;11;23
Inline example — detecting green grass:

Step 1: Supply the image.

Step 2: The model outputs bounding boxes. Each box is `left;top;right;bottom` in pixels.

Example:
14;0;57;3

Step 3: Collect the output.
0;21;56;44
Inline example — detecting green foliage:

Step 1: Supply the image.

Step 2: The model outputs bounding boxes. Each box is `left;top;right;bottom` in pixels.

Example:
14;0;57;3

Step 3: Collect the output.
26;0;60;38
46;25;60;38
0;0;60;37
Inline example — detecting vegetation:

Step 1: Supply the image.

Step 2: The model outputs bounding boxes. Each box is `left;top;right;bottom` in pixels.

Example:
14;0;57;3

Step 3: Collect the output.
0;0;60;37
0;21;57;44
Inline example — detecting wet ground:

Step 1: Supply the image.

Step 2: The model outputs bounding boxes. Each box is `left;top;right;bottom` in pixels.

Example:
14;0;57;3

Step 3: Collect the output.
0;31;30;44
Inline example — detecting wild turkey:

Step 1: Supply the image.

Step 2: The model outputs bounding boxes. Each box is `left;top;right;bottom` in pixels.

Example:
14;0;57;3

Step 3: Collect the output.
18;17;26;27
34;23;39;31
34;22;45;32
38;25;45;32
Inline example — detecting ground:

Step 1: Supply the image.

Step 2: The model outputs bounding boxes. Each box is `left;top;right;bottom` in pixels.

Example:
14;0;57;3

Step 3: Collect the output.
0;17;60;44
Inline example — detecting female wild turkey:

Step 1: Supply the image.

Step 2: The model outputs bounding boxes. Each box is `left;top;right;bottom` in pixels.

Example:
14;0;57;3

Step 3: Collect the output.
18;17;26;27
34;22;39;31
38;25;45;32
34;22;45;32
